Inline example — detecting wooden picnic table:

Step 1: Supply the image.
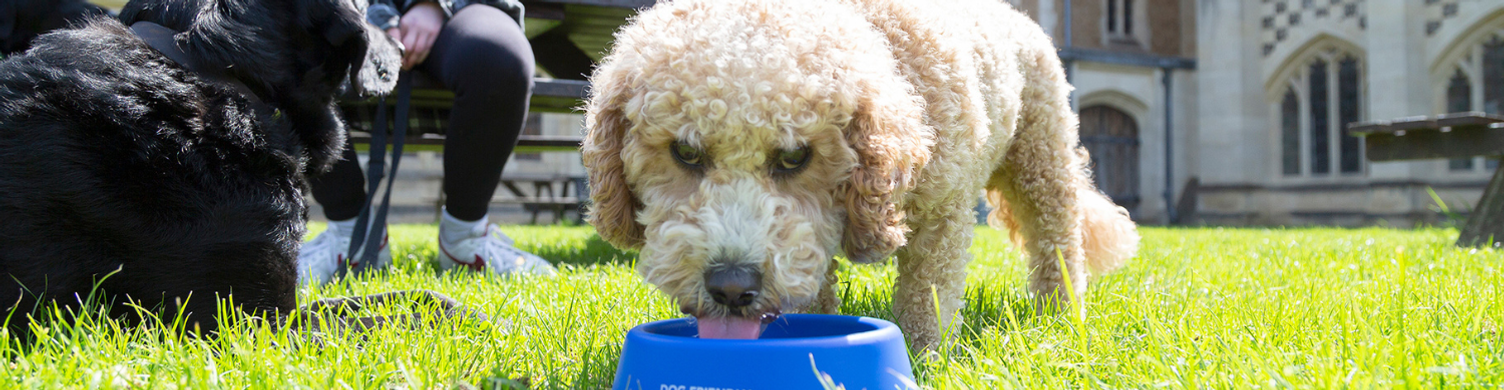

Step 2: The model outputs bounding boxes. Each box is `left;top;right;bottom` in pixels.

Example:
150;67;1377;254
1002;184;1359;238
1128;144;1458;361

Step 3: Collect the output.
1347;112;1504;247
493;173;587;224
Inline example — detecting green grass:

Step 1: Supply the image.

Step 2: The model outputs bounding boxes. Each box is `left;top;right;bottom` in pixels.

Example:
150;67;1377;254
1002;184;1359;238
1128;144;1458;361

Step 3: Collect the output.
3;225;1502;388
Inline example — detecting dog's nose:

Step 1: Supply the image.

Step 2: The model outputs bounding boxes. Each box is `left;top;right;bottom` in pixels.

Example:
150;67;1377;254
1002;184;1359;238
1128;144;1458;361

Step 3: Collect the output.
704;267;761;308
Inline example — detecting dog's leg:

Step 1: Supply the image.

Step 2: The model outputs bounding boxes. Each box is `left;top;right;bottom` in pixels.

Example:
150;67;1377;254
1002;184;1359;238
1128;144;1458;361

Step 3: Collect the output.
810;258;842;314
988;167;1086;318
892;202;975;352
985;43;1089;321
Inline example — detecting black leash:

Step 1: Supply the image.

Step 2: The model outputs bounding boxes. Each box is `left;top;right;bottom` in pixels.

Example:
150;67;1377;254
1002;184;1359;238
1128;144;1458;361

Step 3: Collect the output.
341;73;411;276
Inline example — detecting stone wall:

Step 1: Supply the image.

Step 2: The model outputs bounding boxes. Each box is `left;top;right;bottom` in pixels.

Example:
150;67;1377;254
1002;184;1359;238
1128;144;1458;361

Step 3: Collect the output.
1186;0;1504;227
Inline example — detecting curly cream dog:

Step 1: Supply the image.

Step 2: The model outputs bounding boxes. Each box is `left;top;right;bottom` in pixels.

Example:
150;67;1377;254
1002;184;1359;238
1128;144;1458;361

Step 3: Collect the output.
582;0;1139;350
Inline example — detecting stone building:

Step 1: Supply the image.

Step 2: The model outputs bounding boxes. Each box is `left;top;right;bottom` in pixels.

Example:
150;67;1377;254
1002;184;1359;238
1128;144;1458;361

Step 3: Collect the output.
1007;0;1198;224
1190;0;1504;226
1011;0;1504;226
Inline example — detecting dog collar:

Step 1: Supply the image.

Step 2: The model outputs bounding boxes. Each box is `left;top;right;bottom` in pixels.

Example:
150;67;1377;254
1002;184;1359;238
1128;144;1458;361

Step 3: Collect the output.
128;21;273;111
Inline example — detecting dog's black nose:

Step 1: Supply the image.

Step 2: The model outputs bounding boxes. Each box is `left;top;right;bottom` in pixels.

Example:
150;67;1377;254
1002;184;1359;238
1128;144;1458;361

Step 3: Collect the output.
704;267;761;308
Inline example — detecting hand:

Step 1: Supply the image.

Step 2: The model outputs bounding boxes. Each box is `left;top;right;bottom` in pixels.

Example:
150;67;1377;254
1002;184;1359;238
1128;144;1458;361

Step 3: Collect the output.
390;2;444;70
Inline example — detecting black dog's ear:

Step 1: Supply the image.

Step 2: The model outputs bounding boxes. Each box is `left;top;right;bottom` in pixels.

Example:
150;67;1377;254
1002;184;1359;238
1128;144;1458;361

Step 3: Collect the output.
300;0;366;46
322;9;364;47
298;0;399;97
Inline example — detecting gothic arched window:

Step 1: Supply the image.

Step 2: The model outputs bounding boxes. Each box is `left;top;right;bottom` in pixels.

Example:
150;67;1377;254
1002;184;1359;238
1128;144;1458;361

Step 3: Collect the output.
1277;47;1365;177
1441;35;1504;172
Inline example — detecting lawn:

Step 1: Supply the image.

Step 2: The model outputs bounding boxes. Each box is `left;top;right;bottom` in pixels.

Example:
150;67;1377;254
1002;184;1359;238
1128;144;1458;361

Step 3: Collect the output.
3;225;1501;388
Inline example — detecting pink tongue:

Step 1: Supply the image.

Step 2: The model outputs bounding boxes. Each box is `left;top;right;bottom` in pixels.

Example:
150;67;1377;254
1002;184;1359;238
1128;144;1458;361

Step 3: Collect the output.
696;316;763;339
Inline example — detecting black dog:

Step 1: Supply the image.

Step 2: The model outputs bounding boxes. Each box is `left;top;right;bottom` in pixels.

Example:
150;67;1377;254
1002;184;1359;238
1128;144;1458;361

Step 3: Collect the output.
0;0;109;55
0;0;445;337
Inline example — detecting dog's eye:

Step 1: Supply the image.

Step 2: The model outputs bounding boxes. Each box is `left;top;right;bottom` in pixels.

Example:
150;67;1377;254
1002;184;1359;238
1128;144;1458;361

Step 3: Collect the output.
671;142;704;167
775;147;811;172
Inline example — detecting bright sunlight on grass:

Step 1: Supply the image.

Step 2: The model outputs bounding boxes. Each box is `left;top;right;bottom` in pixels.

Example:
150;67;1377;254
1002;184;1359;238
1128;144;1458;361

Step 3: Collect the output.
3;225;1501;388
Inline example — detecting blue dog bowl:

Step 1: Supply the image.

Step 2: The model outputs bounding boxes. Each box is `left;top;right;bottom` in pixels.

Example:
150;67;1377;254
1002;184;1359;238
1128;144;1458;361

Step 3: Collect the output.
611;314;915;390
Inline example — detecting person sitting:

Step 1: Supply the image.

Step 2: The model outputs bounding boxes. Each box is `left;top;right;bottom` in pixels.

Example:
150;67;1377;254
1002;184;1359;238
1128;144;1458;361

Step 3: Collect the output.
298;0;557;286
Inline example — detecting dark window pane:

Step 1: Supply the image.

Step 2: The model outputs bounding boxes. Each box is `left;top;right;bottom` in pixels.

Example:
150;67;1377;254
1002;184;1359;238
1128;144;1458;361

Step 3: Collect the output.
1282;89;1301;175
1338;57;1361;173
1488;158;1500;170
1447;69;1473;171
1310;60;1331;175
1447;69;1472;170
1450;158;1475;171
1485;37;1504;114
1107;0;1117;33
1448;69;1472;113
1124;0;1134;35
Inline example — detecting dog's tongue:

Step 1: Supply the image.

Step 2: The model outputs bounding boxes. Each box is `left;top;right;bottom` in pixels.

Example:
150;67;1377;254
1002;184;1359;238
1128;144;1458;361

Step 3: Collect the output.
696;316;763;339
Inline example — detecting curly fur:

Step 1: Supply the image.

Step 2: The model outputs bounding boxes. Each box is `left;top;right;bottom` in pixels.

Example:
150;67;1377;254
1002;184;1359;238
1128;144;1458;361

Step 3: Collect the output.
582;0;1139;351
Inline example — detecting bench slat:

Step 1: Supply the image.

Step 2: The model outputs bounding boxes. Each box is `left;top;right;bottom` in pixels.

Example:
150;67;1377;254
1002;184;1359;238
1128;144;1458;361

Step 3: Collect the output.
342;78;588;151
347;133;582;153
534;79;589;99
1363;127;1504;161
523;0;654;8
532;79;590;113
1347;112;1504;136
1348;112;1504;161
493;198;581;205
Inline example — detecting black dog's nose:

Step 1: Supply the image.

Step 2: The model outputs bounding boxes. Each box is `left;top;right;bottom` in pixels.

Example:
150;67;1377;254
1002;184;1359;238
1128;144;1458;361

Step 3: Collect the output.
704;267;762;308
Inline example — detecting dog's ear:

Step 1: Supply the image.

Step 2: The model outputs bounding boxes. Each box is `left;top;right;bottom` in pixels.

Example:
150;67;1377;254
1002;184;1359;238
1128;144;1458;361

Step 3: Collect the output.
297;0;368;69
839;85;932;264
299;0;366;47
581;65;646;249
301;0;399;97
355;26;401;95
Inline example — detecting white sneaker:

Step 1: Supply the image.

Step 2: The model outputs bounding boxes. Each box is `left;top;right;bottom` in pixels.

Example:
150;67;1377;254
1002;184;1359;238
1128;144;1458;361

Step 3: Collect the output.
438;225;558;276
297;227;392;286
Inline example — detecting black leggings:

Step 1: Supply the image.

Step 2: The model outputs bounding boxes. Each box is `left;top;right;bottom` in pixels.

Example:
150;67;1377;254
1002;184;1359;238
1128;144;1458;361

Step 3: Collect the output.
311;5;535;222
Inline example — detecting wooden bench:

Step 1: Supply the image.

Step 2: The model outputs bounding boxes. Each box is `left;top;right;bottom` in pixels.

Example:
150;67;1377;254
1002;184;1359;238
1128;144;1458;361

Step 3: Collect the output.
341;0;655;224
341;78;590;223
88;0;127;9
343;77;590;150
1348;112;1504;247
494;173;587;224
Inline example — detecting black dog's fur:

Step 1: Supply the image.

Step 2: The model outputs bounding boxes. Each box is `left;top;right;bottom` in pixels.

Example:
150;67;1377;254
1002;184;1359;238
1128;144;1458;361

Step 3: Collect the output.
0;0;403;336
0;0;109;55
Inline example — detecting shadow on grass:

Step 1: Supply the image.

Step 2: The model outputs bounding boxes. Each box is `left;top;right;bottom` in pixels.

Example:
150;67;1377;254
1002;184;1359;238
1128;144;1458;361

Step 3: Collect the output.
527;234;638;268
835;280;1052;342
958;284;1053;331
